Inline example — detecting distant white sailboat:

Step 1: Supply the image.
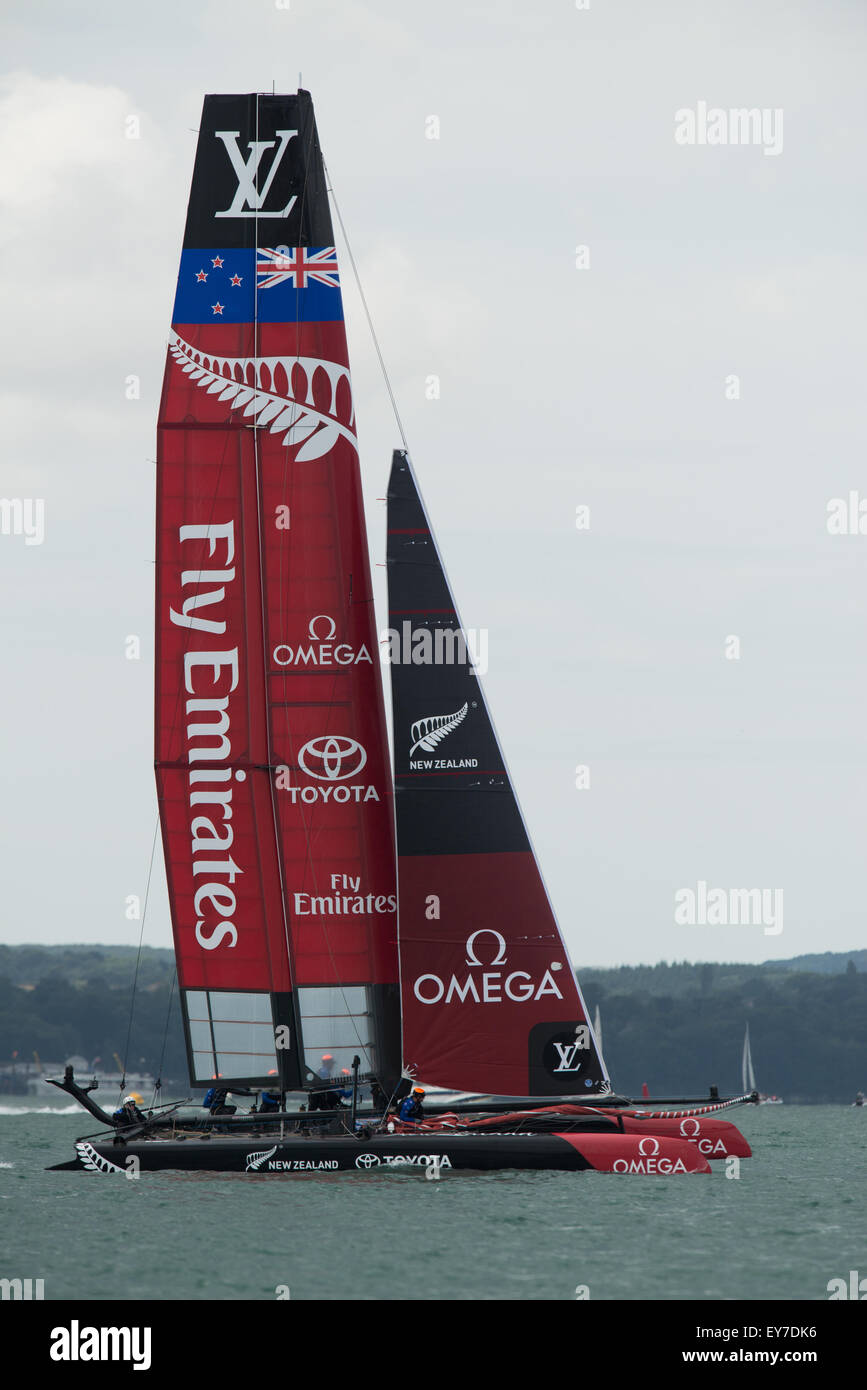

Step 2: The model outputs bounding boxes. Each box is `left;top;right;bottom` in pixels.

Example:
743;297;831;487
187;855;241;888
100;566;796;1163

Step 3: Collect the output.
742;1024;783;1104
741;1024;756;1094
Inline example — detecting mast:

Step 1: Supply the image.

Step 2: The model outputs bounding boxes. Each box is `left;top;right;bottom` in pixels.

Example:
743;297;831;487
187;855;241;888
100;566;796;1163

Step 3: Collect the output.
156;93;400;1092
386;450;610;1097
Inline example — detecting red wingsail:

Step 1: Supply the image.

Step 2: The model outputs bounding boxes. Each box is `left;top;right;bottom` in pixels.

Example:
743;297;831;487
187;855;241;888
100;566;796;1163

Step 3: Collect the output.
156;93;399;1090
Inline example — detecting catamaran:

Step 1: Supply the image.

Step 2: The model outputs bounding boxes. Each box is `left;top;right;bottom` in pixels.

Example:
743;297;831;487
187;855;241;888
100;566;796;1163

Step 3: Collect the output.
50;90;752;1176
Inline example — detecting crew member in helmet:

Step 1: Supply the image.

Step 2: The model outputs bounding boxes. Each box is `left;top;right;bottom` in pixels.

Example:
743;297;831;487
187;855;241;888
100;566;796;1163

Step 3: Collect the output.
398;1087;426;1123
113;1092;146;1126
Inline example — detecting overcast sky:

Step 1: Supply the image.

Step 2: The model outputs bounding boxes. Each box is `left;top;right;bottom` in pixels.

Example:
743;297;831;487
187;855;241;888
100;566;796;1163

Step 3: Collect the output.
1;1;865;969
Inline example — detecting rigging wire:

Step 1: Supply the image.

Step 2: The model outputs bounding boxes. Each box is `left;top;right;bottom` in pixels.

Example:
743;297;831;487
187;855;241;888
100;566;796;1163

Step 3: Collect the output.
152;968;178;1108
118;816;161;1101
320;157;415;1088
324;159;409;454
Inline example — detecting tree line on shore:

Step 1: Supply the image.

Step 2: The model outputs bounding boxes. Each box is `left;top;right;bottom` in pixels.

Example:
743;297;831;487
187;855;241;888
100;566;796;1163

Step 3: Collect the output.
0;945;863;1101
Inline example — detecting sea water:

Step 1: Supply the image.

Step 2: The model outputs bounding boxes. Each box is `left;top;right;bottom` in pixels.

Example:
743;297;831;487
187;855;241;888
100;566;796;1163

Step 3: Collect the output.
1;1099;863;1301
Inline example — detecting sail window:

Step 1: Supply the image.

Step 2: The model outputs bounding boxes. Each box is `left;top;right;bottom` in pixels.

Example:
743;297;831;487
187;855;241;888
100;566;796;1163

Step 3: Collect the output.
298;986;374;1079
186;989;279;1081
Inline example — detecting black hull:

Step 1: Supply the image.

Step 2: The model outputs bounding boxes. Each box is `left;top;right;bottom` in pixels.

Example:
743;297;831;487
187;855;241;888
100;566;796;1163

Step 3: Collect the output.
52;1118;717;1175
58;1132;597;1174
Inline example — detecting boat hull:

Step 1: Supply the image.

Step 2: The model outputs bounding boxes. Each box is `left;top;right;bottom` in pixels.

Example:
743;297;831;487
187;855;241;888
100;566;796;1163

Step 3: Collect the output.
57;1131;711;1175
615;1114;751;1158
429;1105;752;1158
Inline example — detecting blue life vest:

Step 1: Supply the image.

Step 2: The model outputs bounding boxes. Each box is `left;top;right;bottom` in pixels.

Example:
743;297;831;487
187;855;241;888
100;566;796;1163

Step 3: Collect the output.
202;1087;217;1110
260;1090;280;1112
399;1096;422;1122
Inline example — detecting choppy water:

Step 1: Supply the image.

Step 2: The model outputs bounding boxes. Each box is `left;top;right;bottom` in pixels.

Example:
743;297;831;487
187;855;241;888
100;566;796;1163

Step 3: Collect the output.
1;1099;864;1301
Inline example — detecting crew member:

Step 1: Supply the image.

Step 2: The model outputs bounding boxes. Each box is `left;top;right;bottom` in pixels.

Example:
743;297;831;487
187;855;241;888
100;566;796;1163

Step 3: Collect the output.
308;1086;344;1112
113;1092;146;1126
202;1086;236;1115
398;1087;425;1123
259;1088;281;1114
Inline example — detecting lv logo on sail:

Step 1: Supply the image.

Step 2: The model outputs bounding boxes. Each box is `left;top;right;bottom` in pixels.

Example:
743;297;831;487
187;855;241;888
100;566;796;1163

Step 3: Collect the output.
214;128;298;218
552;1033;591;1072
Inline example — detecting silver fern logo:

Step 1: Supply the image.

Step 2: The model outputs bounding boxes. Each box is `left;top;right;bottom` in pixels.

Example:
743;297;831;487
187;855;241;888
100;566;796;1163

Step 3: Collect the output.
410;703;468;757
245;1145;278;1172
168;331;355;462
75;1142;126;1175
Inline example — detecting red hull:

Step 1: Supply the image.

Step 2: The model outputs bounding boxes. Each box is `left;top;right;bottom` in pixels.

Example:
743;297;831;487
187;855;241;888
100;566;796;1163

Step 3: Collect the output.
615;1114;751;1159
555;1133;711;1174
395;1103;750;1159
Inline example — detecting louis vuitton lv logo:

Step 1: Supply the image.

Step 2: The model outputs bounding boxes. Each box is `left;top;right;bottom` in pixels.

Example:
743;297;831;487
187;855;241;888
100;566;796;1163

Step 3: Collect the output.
214;128;298;219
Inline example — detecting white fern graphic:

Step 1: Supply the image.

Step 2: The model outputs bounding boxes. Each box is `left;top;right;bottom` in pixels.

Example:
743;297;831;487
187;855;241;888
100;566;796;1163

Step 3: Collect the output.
75;1141;126;1175
410;703;469;757
245;1144;278;1172
168;331;356;462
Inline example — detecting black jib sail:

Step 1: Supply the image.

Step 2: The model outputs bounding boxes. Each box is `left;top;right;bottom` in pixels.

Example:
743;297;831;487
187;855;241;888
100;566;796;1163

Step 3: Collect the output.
386;450;610;1097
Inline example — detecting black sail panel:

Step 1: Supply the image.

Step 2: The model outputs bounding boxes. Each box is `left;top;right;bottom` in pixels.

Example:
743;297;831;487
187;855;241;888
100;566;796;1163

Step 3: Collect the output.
387;450;610;1097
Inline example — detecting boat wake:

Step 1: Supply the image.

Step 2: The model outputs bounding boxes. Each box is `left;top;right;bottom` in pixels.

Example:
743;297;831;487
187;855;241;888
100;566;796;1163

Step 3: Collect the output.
0;1103;81;1116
